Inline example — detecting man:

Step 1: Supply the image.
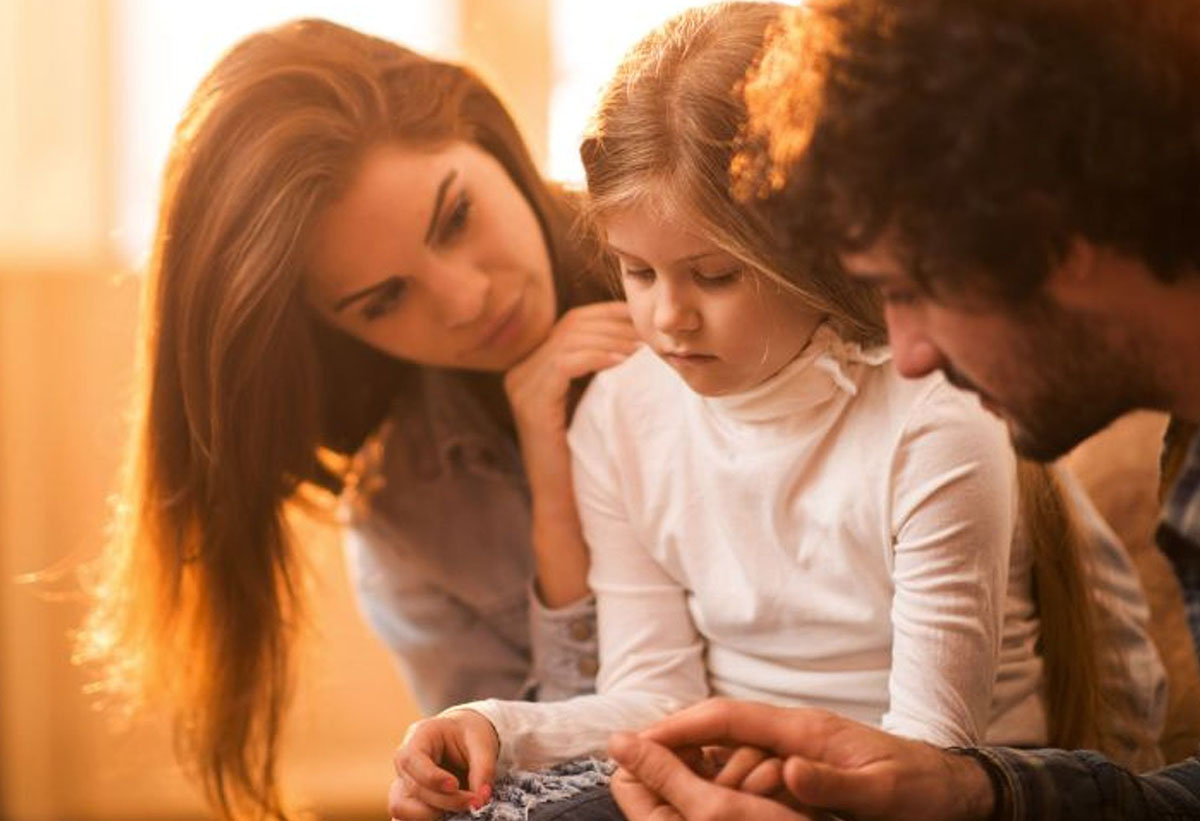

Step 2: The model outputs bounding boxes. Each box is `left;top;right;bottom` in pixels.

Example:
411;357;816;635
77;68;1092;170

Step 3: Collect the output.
606;0;1200;818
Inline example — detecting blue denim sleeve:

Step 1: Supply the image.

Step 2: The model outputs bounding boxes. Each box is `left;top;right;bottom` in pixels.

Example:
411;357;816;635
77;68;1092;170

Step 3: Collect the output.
526;586;599;701
966;746;1200;820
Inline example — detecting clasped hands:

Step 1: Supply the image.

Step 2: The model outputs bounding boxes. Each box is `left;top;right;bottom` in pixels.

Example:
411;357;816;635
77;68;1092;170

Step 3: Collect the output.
609;699;995;821
389;698;994;821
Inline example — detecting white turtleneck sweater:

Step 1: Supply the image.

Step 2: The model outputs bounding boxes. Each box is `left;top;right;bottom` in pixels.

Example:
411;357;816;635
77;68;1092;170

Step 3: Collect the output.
463;327;1045;772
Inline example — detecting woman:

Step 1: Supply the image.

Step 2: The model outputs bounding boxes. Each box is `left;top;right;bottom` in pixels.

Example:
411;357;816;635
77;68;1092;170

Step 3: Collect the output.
77;19;636;820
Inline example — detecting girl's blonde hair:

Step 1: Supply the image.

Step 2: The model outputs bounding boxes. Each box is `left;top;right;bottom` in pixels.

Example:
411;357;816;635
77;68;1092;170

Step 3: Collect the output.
580;0;1103;751
77;19;594;820
580;1;886;347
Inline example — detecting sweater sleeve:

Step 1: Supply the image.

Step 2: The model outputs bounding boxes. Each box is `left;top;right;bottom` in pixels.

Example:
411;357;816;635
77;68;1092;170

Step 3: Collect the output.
964;747;1200;820
882;383;1018;746
458;380;709;773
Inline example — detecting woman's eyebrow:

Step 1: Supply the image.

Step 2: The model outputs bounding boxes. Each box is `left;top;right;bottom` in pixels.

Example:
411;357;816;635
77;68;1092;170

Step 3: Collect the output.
423;168;459;245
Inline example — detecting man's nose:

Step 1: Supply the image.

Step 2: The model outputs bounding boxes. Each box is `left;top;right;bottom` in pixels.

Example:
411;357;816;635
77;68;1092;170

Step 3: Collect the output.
886;311;944;379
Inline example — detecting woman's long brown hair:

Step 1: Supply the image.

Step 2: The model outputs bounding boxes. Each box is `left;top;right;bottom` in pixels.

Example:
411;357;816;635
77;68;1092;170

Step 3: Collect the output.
76;19;589;820
583;1;1102;750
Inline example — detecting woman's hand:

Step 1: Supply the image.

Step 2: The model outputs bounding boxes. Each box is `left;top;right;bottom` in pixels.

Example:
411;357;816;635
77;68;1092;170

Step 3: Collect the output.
388;709;500;820
503;301;639;608
504;301;639;444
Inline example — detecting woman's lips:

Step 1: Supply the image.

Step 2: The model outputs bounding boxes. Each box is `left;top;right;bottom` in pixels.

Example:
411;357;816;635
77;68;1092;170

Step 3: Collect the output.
470;293;525;354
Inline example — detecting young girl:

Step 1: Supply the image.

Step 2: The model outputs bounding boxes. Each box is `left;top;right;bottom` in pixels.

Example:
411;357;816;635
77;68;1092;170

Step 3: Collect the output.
389;4;1159;817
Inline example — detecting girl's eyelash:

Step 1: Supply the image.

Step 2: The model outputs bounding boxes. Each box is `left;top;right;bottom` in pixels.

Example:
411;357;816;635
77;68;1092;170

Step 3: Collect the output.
623;267;655;281
362;279;407;321
696;266;744;286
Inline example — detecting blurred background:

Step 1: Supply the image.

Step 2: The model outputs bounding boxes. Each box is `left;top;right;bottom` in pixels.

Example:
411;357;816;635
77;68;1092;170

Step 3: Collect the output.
0;1;719;817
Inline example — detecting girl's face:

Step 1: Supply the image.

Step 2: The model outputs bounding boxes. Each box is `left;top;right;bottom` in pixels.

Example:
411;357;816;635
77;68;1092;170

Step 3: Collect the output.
604;204;824;396
305;141;557;372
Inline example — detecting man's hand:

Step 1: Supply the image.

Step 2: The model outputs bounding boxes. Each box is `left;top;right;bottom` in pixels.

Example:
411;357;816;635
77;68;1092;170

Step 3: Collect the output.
627;699;995;821
609;733;821;821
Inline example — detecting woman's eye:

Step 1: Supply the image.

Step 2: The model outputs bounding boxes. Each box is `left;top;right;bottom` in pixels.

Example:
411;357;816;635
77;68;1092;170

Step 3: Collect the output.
438;193;472;243
362;279;407;321
882;288;919;307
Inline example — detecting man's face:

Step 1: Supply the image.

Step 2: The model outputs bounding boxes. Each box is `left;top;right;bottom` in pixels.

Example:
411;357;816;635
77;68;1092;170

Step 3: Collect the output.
842;243;1148;461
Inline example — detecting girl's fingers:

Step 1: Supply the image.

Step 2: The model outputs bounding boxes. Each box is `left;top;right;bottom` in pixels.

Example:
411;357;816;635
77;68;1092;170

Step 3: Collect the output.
463;731;498;800
713;746;769;788
389;796;448;821
388;776;456;820
395;778;474;814
395;745;459;794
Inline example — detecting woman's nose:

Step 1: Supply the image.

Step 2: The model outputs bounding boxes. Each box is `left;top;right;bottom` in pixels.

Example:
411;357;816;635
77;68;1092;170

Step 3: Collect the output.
428;262;490;328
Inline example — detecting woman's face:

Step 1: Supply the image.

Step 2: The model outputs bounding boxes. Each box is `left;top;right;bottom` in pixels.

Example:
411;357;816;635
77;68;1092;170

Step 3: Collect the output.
306;141;557;371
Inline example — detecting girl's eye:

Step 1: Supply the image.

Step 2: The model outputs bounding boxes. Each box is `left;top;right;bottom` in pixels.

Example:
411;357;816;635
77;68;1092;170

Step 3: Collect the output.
438;193;472;244
696;266;744;287
622;267;655;284
362;279;407;321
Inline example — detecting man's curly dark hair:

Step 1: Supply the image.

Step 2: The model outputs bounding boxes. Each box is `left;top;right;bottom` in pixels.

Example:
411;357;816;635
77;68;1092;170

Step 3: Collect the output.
737;0;1200;304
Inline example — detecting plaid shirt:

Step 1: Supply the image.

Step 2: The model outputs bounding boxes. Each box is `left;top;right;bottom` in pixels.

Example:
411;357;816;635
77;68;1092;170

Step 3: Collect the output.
965;421;1200;820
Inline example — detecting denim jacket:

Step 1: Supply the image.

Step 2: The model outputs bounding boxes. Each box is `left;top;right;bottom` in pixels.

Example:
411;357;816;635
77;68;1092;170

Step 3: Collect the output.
343;367;598;713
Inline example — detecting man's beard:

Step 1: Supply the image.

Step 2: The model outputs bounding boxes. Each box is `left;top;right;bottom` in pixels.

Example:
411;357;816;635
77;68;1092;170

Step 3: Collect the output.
947;301;1150;463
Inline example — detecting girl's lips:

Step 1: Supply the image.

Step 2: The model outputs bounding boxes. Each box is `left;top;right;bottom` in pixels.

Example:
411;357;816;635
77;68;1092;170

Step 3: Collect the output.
662;351;718;366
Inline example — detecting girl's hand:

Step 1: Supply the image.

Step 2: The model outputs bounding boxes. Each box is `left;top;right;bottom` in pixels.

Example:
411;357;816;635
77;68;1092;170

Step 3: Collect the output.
503;301;639;444
388;710;499;820
711;745;787;796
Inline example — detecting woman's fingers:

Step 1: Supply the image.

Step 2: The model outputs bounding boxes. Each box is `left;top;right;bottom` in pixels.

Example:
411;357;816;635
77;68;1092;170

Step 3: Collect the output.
553;348;636;381
546;331;640;359
562;301;632;322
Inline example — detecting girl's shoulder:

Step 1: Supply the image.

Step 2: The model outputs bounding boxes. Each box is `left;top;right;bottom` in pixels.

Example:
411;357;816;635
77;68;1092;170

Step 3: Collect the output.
571;347;685;437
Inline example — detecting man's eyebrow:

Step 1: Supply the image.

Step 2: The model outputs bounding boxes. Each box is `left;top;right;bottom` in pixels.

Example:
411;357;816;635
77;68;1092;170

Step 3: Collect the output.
843;269;898;285
333;276;402;313
423;169;458;245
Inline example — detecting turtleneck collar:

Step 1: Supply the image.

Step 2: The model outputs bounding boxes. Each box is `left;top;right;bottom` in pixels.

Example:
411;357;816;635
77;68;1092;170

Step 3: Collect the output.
699;323;891;425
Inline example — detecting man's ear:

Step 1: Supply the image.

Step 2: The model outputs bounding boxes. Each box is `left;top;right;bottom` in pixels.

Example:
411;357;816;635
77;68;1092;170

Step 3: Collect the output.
1045;238;1099;306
